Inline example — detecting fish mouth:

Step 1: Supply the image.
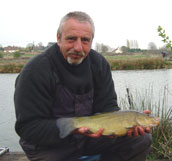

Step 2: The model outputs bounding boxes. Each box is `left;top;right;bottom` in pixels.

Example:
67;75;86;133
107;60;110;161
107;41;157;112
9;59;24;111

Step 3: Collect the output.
154;117;160;126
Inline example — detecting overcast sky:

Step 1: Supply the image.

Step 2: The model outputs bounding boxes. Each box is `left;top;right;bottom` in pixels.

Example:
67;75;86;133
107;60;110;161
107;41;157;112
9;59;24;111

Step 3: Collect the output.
1;0;172;49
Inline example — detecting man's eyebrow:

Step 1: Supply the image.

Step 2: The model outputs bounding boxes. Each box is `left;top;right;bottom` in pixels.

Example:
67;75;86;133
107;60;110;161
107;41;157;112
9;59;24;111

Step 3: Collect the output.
81;37;91;41
65;35;77;39
65;35;91;39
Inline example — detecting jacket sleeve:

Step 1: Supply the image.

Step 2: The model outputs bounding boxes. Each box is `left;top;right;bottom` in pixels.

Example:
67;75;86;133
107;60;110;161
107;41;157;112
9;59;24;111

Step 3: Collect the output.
14;59;62;146
92;54;120;113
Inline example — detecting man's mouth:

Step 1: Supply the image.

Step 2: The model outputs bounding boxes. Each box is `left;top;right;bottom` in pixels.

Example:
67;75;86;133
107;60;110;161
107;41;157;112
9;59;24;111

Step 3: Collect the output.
69;54;83;59
66;51;85;65
68;51;85;59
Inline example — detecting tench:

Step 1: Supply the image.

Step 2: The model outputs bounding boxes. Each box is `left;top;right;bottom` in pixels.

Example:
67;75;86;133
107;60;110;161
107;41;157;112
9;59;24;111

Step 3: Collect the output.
57;110;160;138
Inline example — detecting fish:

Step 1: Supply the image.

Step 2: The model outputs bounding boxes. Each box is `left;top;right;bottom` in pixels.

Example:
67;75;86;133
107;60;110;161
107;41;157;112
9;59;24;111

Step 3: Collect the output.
56;110;160;138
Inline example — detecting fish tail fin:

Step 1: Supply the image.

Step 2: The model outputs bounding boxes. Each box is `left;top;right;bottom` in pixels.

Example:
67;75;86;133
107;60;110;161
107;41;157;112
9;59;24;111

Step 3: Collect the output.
56;118;76;138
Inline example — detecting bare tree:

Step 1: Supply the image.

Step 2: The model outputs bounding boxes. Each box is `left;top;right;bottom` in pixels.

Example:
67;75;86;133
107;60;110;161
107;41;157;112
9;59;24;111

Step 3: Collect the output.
95;43;109;53
128;40;139;49
101;44;109;53
148;42;157;50
26;42;35;52
95;43;102;52
126;39;130;49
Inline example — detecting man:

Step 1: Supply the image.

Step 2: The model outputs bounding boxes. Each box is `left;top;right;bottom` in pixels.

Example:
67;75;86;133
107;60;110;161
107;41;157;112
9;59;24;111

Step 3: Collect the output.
14;11;152;161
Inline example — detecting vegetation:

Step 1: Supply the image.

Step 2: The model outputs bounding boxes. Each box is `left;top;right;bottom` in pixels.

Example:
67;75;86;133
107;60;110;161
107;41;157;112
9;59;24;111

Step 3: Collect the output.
0;63;24;73
0;54;172;73
13;51;22;58
0;52;4;58
149;112;172;160
108;57;172;70
119;86;172;160
0;56;29;73
158;26;172;51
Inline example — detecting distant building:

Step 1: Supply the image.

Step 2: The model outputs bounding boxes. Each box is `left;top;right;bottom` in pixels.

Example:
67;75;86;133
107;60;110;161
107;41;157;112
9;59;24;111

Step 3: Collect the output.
4;46;20;53
112;47;123;54
47;42;56;47
43;42;56;51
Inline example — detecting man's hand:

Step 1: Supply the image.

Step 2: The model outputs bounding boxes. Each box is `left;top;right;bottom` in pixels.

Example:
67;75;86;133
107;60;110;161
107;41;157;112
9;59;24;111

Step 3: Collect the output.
73;127;104;138
127;110;151;137
127;126;151;137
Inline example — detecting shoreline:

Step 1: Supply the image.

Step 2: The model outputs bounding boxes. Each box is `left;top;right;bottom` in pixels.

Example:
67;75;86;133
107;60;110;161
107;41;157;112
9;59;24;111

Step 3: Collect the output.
1;152;28;161
0;62;172;73
0;152;170;161
0;56;172;73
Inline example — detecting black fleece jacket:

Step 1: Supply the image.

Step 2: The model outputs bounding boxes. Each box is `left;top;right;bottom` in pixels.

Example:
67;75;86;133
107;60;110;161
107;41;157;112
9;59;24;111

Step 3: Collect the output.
14;43;119;147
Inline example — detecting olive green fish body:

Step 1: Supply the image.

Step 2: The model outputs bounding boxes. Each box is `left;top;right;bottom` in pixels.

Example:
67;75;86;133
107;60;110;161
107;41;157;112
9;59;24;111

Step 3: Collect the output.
57;110;160;138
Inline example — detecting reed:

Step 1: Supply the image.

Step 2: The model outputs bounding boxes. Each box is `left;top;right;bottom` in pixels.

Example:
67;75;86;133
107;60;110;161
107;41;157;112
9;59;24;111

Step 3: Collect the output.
149;109;172;160
108;57;170;70
119;86;172;160
0;63;24;73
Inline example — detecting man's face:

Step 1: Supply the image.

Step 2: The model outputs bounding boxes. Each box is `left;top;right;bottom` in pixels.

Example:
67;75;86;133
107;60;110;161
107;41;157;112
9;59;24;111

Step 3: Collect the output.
57;18;93;65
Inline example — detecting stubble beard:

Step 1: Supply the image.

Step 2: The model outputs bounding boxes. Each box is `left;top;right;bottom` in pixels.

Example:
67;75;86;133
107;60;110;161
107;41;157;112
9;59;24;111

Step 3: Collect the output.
67;51;85;65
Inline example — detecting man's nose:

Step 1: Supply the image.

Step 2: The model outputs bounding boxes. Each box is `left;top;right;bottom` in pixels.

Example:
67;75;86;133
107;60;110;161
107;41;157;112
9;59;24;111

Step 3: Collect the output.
73;39;83;52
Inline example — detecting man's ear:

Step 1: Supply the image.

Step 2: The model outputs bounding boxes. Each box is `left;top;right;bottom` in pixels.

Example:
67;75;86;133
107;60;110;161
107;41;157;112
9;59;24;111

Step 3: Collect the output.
57;34;61;45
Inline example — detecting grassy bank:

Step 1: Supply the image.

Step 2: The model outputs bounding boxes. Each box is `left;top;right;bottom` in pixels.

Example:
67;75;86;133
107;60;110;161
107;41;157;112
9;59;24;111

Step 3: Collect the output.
108;57;172;70
119;86;172;160
0;57;28;73
0;63;25;73
1;54;172;73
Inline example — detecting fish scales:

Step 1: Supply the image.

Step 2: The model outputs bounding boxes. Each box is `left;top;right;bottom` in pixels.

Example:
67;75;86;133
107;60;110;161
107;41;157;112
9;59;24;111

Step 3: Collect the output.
57;110;160;138
74;111;138;136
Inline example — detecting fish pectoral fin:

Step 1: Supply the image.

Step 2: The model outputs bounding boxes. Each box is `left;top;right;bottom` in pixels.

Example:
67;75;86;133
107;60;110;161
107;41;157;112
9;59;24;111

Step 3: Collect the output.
135;117;147;127
126;127;133;129
135;120;147;127
125;124;136;129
